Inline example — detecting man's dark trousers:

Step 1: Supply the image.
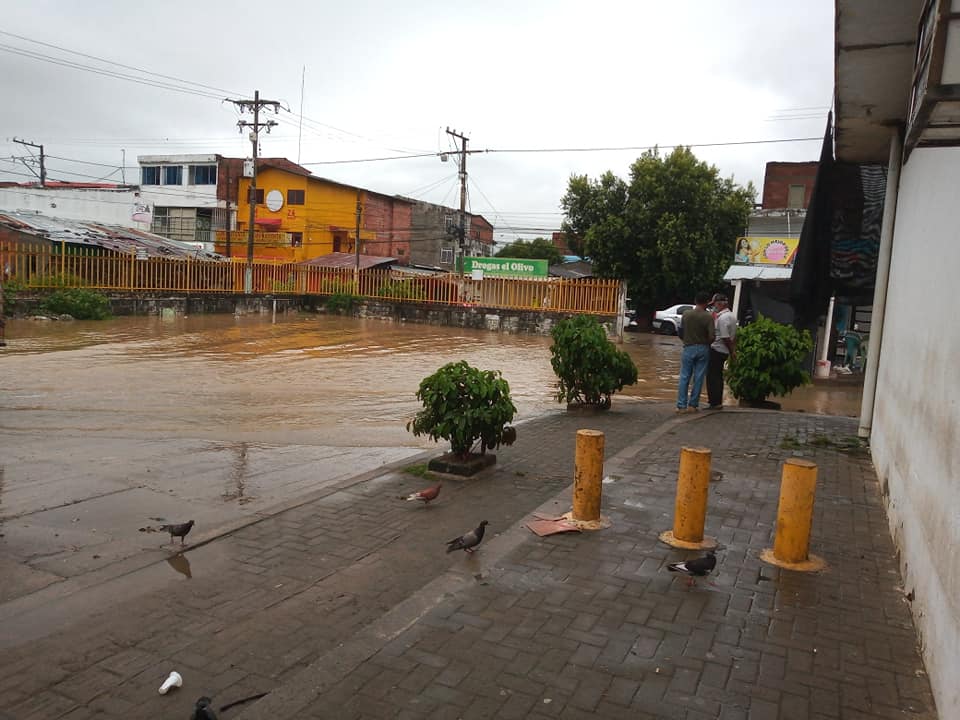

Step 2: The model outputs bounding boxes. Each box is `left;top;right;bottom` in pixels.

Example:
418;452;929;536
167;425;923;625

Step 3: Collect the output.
707;348;729;407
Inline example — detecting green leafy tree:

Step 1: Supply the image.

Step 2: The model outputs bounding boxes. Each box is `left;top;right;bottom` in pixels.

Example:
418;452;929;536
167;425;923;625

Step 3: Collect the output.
407;361;517;459
494;238;563;266
726;315;813;403
550;315;638;408
560;147;755;314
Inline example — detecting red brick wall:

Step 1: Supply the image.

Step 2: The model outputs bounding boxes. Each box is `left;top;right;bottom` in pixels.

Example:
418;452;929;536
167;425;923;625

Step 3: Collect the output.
363;194;413;262
761;162;819;209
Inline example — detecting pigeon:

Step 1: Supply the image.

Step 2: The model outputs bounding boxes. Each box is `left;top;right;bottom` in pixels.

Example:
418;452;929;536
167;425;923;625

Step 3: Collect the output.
158;520;195;545
404;482;442;505
446;520;488;554
667;549;717;587
190;696;218;720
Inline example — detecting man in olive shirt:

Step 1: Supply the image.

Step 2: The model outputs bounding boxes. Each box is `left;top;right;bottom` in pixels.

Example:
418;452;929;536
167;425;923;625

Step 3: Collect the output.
676;291;715;412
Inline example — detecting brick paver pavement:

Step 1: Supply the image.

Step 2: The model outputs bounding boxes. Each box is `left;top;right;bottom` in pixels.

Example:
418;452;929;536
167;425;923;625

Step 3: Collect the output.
0;404;938;719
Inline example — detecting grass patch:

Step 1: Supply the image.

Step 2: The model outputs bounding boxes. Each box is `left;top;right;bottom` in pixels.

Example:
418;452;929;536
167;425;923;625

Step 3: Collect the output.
402;463;431;479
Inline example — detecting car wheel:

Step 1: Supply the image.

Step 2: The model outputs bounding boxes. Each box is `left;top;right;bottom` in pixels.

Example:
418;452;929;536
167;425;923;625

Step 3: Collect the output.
660;321;676;335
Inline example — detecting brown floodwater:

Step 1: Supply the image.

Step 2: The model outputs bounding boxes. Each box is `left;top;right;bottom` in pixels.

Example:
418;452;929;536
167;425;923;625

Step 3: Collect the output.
1;313;861;437
0;312;862;609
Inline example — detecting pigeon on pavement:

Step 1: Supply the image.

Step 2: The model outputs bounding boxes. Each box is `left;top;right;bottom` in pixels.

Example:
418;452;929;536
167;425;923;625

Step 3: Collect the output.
189;696;218;720
159;520;195;545
404;482;442;505
446;520;488;554
667;549;717;587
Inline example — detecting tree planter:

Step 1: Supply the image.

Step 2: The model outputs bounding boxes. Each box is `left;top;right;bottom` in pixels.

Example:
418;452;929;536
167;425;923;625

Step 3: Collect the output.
738;399;782;410
427;453;497;477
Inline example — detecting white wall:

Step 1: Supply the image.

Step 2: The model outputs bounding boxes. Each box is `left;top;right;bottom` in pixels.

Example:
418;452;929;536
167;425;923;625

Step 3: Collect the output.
0;187;143;227
871;146;960;719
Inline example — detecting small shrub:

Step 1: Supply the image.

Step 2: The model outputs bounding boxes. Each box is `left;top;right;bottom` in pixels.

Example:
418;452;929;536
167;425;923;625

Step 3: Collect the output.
2;278;26;316
39;288;111;320
550;315;638;407
377;279;425;300
324;293;359;314
726;315;813;403
407;360;517;459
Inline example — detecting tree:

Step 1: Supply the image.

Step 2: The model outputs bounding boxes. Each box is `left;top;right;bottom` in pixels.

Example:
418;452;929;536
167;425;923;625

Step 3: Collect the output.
560;148;755;313
726;315;813;404
550;316;638;408
494;238;563;266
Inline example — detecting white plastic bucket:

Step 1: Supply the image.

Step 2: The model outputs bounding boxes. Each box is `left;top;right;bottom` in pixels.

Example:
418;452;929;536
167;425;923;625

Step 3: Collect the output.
814;359;832;379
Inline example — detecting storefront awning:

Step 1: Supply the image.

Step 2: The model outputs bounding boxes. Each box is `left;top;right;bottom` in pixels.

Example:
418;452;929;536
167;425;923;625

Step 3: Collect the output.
723;265;793;282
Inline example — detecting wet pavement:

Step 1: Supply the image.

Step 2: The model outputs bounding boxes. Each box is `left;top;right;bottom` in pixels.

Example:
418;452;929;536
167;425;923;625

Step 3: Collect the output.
0;314;898;719
0;402;935;720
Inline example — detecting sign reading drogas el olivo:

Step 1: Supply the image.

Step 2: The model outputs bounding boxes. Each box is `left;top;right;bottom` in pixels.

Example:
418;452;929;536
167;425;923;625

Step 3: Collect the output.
462;257;549;278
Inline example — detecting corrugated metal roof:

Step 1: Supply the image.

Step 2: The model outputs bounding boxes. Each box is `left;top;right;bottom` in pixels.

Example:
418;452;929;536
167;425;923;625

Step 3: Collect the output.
297;252;396;270
723;265;793;281
549;260;594;278
0;211;224;260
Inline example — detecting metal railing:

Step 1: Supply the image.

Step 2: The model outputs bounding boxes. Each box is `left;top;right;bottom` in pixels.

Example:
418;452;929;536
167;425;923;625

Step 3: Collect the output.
0;240;621;315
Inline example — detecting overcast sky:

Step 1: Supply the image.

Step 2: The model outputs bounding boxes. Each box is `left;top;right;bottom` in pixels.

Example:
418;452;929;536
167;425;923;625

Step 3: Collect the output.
1;1;834;244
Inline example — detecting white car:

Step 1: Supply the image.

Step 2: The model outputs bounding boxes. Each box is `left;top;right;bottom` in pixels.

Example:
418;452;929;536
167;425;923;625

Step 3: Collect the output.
652;303;693;335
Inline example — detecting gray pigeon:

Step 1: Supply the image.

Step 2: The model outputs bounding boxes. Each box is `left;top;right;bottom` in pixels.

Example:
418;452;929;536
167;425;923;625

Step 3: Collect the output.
446;521;488;554
159;519;194;545
190;696;218;720
667;549;717;587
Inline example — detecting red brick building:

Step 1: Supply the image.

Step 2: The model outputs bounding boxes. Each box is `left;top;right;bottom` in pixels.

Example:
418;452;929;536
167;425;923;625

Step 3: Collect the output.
761;162;818;209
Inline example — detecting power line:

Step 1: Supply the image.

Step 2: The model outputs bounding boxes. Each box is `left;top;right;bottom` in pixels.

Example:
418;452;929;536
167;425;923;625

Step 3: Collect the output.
0;29;242;98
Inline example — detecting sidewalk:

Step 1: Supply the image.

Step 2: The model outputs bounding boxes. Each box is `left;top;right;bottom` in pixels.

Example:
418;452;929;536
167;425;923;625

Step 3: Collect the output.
0;403;938;719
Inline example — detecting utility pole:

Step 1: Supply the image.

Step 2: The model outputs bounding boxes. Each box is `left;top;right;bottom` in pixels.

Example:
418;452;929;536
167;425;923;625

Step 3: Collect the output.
13;138;46;187
446;128;469;273
226;90;280;293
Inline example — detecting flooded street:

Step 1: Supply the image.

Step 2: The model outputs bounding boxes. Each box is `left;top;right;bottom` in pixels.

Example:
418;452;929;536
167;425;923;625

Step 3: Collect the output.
0;312;861;602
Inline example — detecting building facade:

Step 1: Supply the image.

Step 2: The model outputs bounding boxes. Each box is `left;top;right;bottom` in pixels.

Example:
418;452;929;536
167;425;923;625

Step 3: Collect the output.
832;1;956;715
137;154;231;249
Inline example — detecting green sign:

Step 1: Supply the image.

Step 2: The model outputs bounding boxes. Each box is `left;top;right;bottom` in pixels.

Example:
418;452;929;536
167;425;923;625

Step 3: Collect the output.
462;257;548;278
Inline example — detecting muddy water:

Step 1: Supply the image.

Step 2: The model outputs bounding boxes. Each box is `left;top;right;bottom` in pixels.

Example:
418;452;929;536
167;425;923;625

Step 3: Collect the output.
0;314;861;595
1;313;861;445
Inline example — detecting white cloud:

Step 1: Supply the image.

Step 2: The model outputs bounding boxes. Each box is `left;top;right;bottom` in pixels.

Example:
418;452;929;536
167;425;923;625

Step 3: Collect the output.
0;0;834;236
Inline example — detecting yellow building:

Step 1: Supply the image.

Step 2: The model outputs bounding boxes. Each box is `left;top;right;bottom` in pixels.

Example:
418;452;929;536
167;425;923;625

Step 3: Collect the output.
218;161;375;262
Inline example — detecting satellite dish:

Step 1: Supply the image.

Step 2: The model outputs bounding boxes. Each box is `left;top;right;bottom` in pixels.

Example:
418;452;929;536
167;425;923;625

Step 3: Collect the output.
265;189;284;212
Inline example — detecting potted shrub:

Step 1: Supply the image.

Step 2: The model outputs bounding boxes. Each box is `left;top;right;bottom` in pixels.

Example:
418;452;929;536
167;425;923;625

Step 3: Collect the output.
407;360;517;476
550;315;638;410
726;315;813;408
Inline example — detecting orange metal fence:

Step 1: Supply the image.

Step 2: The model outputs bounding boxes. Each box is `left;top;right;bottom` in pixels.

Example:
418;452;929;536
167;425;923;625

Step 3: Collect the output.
0;240;621;316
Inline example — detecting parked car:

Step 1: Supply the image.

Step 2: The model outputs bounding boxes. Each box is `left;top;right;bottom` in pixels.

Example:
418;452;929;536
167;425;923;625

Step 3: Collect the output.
652;303;693;335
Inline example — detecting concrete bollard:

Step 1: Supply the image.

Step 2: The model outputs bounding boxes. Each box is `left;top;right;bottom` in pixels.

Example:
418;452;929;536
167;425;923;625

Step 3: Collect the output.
761;458;827;571
572;429;605;522
659;446;717;550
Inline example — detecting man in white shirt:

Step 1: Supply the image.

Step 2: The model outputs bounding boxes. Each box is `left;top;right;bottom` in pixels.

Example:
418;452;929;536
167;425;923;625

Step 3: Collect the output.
706;293;737;410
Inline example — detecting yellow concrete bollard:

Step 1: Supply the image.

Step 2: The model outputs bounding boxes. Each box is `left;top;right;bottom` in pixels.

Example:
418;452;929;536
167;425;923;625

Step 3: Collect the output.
761;458;827;571
659;446;717;550
572;429;605;522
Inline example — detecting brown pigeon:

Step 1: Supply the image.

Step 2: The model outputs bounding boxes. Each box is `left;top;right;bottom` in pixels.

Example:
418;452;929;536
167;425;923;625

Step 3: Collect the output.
159;520;195;545
404;482;442;505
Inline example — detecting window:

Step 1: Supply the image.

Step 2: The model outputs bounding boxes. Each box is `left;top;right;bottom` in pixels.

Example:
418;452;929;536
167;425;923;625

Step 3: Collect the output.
440;247;454;264
287;189;305;205
163;166;183;185
787;184;806;209
151;207;169;234
290;232;303;247
189;165;217;185
141;166;160;185
253;188;264;205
